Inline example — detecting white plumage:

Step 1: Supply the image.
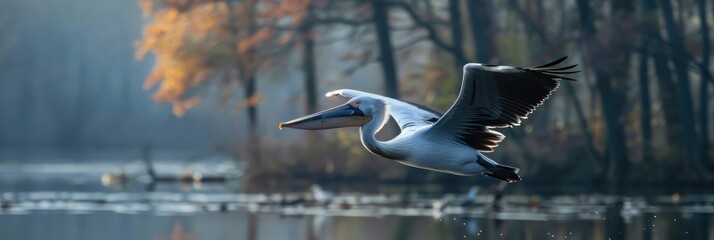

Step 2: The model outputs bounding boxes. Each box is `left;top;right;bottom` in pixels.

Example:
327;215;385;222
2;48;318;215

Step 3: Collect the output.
281;57;578;182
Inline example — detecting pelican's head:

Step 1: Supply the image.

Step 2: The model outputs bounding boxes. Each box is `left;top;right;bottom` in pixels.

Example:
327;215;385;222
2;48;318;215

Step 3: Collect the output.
279;97;380;130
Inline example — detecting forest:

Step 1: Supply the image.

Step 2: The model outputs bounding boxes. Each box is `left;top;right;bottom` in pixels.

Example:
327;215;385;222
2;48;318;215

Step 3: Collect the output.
1;0;713;186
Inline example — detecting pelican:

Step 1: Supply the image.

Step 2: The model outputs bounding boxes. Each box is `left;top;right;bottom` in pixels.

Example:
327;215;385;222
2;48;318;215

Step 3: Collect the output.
279;57;578;182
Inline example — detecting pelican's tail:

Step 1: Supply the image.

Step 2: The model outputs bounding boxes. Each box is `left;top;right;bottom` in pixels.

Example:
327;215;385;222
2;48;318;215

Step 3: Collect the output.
476;156;521;183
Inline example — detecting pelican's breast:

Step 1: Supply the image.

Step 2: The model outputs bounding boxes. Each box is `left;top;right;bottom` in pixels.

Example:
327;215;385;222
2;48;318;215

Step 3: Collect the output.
391;128;484;175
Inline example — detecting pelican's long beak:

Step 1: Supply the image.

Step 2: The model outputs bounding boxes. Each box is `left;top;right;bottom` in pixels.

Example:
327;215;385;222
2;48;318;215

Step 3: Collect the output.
279;103;372;130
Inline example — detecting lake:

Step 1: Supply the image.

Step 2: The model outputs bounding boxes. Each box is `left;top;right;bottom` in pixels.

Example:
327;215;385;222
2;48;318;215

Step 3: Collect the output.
0;158;711;240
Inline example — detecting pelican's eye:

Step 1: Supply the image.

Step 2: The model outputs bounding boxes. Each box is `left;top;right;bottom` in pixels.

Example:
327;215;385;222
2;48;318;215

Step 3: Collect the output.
352;100;361;107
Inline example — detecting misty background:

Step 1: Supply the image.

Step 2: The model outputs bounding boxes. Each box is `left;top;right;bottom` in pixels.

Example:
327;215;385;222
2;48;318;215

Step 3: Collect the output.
1;0;712;185
1;0;714;239
0;0;714;183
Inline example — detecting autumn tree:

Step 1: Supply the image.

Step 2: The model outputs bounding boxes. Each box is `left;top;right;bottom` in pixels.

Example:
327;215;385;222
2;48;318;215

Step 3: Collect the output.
262;0;333;115
136;0;292;154
132;0;713;182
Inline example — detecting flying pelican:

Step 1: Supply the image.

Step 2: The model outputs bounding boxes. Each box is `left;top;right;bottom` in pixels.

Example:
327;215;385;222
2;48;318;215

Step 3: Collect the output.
279;57;578;182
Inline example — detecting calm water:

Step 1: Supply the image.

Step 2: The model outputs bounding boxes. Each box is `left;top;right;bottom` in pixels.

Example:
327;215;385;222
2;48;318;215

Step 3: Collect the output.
0;158;712;239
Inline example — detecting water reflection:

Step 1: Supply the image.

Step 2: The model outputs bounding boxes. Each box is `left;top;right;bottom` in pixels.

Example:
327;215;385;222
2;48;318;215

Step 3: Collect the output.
0;175;712;239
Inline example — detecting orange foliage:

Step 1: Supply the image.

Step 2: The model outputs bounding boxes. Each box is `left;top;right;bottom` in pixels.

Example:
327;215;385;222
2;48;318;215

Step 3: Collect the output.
236;28;273;54
136;0;320;115
172;96;201;116
136;0;313;115
262;0;310;23
242;94;263;107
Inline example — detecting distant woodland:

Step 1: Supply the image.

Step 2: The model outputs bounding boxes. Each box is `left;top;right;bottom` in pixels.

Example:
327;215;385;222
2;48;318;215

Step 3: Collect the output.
1;0;712;185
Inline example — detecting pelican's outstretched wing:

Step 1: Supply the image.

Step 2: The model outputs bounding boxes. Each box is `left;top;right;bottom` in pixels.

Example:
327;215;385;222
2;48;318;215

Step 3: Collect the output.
326;89;442;130
428;57;578;152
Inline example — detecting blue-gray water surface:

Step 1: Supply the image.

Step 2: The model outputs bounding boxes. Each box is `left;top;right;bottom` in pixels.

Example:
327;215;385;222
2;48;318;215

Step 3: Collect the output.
0;153;711;240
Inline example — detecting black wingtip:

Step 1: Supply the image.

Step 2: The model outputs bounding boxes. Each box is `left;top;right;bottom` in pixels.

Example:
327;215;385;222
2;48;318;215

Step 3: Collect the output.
543;70;579;74
541;72;579;81
534;56;568;68
526;56;579;81
541;64;578;71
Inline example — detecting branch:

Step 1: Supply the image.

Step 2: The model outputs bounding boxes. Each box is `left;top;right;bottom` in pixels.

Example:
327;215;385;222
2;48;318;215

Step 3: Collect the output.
687;54;714;87
386;1;467;63
312;17;372;26
261;38;298;59
342;36;428;77
258;17;371;31
342;55;378;77
647;36;714;86
395;36;428;51
506;0;550;45
316;25;365;45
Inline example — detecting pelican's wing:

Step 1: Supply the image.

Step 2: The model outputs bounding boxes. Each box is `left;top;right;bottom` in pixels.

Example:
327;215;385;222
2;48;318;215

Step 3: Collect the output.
326;89;442;130
428;57;578;152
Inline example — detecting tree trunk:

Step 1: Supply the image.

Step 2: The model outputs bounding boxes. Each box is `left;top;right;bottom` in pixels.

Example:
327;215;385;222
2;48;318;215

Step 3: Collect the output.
652;48;683;150
637;0;654;162
448;0;466;89
507;0;549;46
301;9;318;114
575;0;596;39
301;5;319;140
595;72;630;185
638;50;654;161
698;0;710;165
507;0;603;167
372;0;399;99
659;0;709;179
239;0;261;161
242;73;260;161
576;0;631;185
244;76;258;139
564;83;602;165
466;0;496;63
372;0;423;182
640;0;684;160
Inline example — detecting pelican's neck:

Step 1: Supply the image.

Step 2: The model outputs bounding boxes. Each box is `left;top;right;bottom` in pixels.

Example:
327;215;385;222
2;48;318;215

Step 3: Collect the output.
359;106;403;160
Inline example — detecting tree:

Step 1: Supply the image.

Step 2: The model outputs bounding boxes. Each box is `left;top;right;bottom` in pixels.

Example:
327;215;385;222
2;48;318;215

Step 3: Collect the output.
137;1;246;115
448;0;466;85
506;0;602;166
372;0;400;99
136;0;291;160
388;0;468;94
697;0;710;165
646;4;684;157
466;0;496;63
659;0;710;179
576;0;633;185
636;0;654;162
300;3;318;114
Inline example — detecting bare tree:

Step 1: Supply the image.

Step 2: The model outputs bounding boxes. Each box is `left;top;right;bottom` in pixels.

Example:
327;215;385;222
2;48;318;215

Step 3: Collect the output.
637;0;654;161
300;4;319;114
466;0;496;62
448;0;466;82
659;0;710;179
576;0;633;185
697;0;710;164
372;0;400;99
